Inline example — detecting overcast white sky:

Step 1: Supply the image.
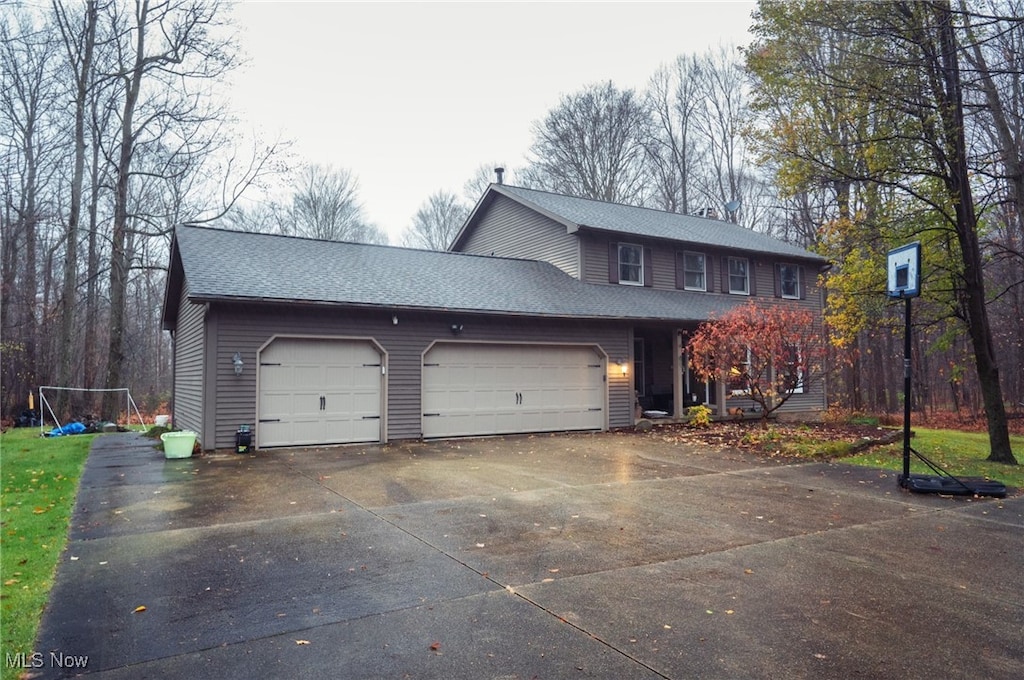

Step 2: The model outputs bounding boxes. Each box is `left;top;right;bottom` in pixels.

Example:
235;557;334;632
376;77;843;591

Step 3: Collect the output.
226;1;757;243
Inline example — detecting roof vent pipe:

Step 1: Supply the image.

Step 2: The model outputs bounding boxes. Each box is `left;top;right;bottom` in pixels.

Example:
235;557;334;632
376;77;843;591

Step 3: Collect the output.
494;167;504;185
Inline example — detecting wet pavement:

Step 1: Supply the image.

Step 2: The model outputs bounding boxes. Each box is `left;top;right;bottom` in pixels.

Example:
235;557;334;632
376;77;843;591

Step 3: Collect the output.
33;430;1024;679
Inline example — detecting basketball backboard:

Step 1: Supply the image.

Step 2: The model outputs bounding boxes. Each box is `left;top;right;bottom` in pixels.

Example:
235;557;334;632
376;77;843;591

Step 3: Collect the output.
887;242;921;298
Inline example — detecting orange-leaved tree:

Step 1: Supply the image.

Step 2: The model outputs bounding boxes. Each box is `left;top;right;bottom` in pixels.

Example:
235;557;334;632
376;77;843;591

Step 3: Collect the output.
687;300;831;419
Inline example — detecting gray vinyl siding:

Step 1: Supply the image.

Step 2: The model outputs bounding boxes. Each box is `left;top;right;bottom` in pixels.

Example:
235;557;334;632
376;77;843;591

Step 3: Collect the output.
581;231;609;284
651;249;676;290
172;282;205;435
206;304;632;449
457;194;580;278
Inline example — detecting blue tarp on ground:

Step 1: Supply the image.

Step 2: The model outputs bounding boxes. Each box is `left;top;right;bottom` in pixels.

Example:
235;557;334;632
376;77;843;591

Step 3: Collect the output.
47;422;86;437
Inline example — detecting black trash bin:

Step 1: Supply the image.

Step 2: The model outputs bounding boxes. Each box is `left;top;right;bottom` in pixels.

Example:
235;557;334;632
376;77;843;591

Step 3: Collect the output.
235;424;252;454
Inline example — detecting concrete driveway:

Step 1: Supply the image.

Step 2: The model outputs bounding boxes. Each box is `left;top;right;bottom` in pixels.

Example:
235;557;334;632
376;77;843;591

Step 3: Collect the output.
35;430;1024;679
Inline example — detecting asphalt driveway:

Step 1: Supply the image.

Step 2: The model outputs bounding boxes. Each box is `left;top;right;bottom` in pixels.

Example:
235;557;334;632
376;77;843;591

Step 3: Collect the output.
34;430;1024;679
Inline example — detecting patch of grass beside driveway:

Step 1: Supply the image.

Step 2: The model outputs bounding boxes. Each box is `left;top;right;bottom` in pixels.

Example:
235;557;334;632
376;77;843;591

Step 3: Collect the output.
647;420;1023;493
0;427;95;680
842;427;1024;491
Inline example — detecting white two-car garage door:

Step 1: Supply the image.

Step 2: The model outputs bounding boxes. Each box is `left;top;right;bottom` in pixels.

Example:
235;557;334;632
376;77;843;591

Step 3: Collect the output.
258;338;383;448
422;343;605;438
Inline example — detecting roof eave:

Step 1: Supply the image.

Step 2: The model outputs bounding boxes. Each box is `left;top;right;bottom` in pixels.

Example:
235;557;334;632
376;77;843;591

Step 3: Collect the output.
575;224;828;264
186;293;712;324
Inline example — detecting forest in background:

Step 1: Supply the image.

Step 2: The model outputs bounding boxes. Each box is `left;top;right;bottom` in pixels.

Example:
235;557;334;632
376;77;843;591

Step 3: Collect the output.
2;2;1021;457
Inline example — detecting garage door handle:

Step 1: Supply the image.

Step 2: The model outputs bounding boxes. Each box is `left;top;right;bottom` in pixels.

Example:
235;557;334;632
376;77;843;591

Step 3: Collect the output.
320;396;326;410
588;407;603;412
423;413;440;417
259;418;281;423
362;415;380;420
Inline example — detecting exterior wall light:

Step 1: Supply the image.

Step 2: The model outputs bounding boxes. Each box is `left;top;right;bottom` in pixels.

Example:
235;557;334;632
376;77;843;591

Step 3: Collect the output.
619;359;629;375
232;352;244;376
450;323;464;336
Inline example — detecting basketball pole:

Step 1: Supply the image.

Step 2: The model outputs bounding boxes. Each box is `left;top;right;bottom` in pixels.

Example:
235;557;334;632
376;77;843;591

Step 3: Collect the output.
901;295;912;484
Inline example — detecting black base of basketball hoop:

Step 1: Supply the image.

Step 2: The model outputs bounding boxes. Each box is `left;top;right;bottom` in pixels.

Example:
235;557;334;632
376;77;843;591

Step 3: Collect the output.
898;447;1006;498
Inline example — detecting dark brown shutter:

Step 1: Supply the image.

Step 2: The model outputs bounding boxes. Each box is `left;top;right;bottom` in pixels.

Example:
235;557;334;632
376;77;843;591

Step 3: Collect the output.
608;242;619;283
722;256;730;292
707;255;715;292
800;266;807;300
643;247;653;287
675;252;685;289
749;259;757;296
774;264;782;298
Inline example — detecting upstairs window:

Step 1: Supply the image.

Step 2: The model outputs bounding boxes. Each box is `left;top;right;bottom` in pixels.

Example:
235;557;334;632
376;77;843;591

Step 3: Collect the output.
683;252;706;291
618;243;643;285
778;264;801;299
728;257;749;295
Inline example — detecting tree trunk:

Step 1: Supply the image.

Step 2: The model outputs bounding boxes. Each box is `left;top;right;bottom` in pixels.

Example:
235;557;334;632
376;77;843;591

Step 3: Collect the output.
57;0;97;400
933;3;1016;464
83;98;102;401
102;0;147;420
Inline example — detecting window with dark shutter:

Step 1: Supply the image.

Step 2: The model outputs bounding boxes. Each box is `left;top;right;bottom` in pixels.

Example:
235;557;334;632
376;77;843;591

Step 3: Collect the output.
616;243;644;285
777;263;800;299
681;251;706;291
727;256;749;295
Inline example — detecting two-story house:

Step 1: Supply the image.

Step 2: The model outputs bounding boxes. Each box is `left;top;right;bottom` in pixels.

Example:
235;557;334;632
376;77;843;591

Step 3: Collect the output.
162;183;828;451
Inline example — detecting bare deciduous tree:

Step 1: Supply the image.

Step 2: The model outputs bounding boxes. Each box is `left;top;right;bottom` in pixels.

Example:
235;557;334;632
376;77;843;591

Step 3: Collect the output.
645;55;706;215
0;8;63;414
53;0;97;403
287;163;387;244
522;81;651;205
401;190;469;250
1;1;283;419
690;45;756;225
98;0;243;418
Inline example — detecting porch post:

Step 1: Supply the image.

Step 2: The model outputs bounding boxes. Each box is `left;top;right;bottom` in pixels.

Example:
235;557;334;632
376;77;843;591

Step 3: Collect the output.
716;374;728;418
673;329;684;419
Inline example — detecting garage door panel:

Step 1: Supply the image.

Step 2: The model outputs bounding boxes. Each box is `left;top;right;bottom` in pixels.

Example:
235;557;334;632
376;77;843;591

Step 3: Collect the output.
258;339;382;448
422;343;604;439
291;364;320;383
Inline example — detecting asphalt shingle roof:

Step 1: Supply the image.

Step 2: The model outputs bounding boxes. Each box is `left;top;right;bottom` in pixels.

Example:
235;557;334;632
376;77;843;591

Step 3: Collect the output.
173;225;749;322
492;185;825;262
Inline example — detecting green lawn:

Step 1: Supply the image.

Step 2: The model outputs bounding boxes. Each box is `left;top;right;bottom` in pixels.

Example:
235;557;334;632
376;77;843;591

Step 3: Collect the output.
0;428;95;680
843;427;1024;490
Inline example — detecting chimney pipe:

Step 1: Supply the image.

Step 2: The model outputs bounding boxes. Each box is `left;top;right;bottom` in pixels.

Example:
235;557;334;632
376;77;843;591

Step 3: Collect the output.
494;167;504;185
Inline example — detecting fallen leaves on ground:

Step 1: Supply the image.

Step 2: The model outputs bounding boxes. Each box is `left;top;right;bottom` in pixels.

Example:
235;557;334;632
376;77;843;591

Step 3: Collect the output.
635;421;901;458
